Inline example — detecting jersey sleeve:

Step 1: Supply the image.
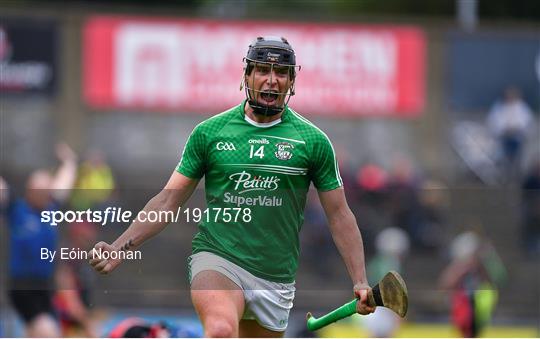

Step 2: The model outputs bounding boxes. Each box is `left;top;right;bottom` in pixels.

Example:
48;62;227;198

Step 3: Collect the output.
176;124;206;179
310;133;343;191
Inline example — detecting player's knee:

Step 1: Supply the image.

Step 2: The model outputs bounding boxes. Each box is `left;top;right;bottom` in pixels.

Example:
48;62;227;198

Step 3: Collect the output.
204;318;237;338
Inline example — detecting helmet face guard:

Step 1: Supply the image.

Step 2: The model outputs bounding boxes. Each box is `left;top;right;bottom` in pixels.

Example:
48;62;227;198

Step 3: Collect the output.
241;36;301;116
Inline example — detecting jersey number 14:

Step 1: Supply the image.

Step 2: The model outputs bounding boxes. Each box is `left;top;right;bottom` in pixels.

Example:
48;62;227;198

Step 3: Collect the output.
249;145;265;159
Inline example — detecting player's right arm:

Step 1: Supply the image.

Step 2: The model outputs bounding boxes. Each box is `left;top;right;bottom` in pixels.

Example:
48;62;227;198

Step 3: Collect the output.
91;121;207;274
89;171;199;274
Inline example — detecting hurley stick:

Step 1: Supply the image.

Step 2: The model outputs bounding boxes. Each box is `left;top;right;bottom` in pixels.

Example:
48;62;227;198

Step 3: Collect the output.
306;271;408;331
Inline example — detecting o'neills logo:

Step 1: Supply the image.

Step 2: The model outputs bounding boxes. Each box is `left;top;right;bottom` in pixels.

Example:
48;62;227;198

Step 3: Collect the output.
248;138;270;144
229;171;280;194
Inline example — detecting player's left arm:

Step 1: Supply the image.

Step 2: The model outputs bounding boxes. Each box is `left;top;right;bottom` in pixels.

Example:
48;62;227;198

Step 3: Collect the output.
318;187;375;315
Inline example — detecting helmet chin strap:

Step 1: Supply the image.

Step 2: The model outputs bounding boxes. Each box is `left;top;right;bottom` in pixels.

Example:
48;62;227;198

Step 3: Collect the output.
248;99;284;116
243;81;294;117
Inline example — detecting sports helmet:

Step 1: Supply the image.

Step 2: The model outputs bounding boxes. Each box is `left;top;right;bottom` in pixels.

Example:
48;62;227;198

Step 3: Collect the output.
242;36;300;116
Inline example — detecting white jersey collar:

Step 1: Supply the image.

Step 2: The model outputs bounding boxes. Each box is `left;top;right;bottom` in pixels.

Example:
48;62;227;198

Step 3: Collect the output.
244;114;282;128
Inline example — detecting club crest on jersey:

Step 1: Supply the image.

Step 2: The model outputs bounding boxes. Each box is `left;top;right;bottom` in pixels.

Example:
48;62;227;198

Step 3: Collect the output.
274;142;294;161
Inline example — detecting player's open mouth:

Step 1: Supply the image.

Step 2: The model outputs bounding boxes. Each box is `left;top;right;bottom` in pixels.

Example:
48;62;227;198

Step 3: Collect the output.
260;91;279;103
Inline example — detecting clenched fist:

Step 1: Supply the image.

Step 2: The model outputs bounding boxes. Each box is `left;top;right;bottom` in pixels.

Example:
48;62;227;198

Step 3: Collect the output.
88;241;123;274
354;283;376;315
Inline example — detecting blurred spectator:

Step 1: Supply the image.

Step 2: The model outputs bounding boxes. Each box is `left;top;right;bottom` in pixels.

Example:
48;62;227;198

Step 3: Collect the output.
108;317;201;338
386;156;425;249
300;190;335;277
367;227;410;283
333;143;355;189
415;179;449;251
62;149;115;321
70;149;115;211
5;143;77;337
361;227;410;338
486;86;535;178
356;163;388;195
54;220;99;337
353;163;390;254
439;229;507;338
521;160;540;257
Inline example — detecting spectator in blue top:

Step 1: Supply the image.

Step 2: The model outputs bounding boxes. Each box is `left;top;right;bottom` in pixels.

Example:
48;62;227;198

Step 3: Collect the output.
6;143;77;337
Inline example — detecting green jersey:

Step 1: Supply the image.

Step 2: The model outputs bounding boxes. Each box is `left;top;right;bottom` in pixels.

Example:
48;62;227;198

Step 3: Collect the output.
177;101;342;283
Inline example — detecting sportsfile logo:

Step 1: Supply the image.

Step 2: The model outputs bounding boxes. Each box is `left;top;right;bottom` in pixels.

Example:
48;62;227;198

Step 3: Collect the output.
229;171;280;194
216;141;236;151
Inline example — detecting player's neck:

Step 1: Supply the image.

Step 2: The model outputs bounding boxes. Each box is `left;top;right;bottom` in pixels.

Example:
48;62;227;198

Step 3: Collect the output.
244;101;283;124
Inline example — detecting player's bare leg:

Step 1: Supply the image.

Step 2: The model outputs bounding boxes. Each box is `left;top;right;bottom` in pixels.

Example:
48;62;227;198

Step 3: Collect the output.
191;270;245;338
239;319;284;338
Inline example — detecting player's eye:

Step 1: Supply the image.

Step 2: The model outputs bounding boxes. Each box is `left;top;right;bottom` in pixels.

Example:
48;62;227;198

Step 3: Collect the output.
256;65;271;74
274;66;289;76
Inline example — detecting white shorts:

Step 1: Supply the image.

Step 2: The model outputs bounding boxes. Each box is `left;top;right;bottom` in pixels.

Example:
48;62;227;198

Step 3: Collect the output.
188;251;295;331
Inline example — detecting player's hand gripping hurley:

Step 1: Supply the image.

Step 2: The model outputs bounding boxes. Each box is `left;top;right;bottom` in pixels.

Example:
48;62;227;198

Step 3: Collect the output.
306;271;408;331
